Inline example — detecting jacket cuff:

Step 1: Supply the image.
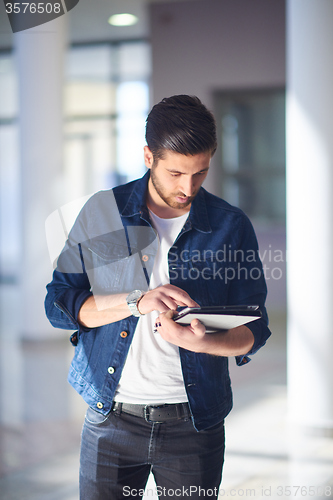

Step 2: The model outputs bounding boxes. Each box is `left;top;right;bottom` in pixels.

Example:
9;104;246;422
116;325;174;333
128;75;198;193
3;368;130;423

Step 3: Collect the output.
235;317;271;366
55;288;93;330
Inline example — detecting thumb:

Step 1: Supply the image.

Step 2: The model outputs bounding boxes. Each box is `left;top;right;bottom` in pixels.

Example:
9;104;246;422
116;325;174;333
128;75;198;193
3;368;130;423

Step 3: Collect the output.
191;318;206;336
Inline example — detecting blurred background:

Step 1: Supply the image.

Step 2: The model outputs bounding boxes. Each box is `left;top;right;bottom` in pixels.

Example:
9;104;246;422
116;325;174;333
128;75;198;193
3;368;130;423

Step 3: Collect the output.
0;0;332;499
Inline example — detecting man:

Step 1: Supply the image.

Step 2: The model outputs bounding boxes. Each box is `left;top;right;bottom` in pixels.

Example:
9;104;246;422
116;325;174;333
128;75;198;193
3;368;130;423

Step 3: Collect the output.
45;95;271;499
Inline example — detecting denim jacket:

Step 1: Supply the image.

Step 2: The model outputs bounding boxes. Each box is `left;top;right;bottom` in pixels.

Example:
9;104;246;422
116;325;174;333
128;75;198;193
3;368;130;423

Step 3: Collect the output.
45;172;271;431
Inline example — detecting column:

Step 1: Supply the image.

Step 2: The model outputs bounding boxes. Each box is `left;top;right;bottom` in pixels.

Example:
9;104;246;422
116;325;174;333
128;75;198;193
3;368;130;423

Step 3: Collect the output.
16;16;67;339
5;17;69;424
286;0;333;434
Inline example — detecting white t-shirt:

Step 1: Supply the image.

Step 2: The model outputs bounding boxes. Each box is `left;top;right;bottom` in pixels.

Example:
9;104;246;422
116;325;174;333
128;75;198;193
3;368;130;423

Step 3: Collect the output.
114;210;189;404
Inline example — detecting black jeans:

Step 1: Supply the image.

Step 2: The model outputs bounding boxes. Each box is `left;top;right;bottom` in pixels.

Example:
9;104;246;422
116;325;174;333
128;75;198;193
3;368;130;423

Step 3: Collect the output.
79;407;225;499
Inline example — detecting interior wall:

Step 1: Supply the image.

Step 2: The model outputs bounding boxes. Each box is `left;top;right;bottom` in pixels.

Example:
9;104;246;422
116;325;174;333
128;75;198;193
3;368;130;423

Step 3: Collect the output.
150;0;285;104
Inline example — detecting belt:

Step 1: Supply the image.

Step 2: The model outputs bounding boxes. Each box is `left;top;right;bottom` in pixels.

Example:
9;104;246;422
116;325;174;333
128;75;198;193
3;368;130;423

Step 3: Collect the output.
112;402;191;423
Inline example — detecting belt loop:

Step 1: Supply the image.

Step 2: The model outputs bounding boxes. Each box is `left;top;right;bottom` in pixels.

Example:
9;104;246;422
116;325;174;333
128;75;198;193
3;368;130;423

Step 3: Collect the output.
143;404;150;422
112;402;122;415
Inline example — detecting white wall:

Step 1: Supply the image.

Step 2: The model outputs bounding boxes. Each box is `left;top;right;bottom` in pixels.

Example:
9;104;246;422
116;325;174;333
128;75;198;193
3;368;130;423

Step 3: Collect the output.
150;0;285;105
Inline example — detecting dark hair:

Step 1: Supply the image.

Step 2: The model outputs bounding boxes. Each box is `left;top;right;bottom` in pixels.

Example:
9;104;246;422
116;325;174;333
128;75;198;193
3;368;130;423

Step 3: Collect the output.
145;95;217;161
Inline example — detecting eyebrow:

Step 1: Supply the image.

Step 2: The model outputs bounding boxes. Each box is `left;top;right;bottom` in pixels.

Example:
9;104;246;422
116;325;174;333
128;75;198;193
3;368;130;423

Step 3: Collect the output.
166;168;209;175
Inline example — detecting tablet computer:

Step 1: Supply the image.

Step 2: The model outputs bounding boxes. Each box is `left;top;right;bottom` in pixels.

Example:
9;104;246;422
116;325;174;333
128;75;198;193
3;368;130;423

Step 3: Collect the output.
173;305;261;332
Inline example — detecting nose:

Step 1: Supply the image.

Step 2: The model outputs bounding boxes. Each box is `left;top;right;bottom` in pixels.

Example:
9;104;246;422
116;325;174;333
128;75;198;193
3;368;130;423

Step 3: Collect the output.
180;176;196;197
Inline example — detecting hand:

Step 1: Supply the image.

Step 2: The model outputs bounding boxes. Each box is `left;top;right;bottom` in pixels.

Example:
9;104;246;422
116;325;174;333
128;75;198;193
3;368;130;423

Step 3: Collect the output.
154;310;207;352
138;284;199;315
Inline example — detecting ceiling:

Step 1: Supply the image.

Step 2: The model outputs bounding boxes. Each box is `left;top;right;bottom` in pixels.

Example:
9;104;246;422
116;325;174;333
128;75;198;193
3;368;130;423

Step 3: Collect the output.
0;0;194;49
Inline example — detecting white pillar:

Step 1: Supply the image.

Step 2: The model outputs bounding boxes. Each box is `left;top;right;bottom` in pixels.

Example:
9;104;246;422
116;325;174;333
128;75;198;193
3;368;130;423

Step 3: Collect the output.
16;17;67;340
286;0;333;433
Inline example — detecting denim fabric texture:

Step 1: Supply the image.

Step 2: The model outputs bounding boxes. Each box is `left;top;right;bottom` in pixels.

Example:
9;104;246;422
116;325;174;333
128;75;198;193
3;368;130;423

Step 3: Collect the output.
79;407;225;499
45;171;271;431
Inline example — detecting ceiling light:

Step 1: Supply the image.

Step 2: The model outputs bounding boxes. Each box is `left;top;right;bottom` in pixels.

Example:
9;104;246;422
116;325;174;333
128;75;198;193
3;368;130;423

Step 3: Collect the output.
108;13;138;27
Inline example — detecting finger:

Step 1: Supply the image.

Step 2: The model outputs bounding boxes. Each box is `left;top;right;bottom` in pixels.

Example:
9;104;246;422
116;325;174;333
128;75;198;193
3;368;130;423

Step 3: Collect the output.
171;294;199;308
161;310;175;320
158;310;178;330
155;303;173;313
155;301;178;313
162;287;198;308
190;318;206;335
157;311;174;325
175;299;199;308
154;310;174;325
156;296;180;311
155;284;199;309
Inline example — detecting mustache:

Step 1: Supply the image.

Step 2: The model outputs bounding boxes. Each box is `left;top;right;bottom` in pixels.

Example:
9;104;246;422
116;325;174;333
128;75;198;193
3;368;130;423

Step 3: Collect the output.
175;191;197;198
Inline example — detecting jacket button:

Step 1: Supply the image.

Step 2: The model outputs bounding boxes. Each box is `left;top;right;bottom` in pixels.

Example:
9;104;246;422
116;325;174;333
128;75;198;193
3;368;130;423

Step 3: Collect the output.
120;331;128;338
142;254;149;262
97;402;103;409
108;366;115;374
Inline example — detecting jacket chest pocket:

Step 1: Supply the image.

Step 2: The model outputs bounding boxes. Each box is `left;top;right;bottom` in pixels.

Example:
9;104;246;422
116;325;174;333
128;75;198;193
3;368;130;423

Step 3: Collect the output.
87;245;155;295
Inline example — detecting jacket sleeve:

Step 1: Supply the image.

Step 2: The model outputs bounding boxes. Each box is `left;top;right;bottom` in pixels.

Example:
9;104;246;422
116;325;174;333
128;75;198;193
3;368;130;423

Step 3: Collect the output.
228;215;272;365
44;196;95;331
45;255;93;331
45;222;94;332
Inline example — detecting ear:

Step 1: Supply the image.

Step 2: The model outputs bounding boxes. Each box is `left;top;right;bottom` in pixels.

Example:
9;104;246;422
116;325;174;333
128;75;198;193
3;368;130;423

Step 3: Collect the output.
144;146;154;170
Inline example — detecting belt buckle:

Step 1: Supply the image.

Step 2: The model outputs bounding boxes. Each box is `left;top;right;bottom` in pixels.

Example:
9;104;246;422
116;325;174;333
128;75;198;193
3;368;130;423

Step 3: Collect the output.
144;404;166;423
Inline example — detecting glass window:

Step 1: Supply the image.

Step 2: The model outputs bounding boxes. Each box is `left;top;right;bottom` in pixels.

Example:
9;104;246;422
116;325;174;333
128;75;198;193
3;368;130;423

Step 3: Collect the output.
64;42;151;197
0;53;19;281
0;41;151;281
116;81;149;181
0;54;17;119
214;90;286;226
0;125;20;280
117;42;151;81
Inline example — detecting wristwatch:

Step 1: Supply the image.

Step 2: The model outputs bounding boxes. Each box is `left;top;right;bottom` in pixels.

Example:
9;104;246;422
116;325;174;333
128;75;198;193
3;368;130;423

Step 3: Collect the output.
126;290;144;317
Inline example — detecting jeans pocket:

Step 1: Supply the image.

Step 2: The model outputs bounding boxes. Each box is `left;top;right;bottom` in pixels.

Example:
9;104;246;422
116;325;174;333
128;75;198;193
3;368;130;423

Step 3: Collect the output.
85;406;111;425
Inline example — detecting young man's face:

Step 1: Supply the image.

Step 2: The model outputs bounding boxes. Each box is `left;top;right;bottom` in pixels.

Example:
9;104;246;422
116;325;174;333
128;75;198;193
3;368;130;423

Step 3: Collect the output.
144;146;211;218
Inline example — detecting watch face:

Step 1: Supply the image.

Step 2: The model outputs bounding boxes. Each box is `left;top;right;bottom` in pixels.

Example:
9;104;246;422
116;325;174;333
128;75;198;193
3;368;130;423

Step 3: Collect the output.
127;290;142;303
126;290;143;317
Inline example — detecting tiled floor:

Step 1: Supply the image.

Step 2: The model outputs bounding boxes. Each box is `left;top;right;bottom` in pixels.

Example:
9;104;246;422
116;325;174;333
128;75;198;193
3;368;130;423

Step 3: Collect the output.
0;312;332;500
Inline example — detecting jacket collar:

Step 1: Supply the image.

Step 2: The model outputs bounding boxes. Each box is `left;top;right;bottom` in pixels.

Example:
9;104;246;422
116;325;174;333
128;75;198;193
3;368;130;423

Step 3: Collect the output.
120;171;212;234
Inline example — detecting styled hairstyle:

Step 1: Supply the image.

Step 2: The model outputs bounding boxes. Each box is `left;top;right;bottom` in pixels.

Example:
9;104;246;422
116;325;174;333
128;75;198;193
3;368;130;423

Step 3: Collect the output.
145;95;217;161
